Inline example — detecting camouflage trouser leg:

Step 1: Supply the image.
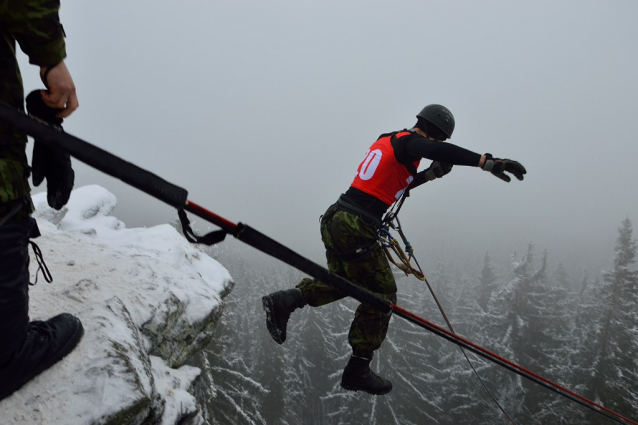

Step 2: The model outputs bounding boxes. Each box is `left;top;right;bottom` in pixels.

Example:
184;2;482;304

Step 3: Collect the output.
297;203;397;359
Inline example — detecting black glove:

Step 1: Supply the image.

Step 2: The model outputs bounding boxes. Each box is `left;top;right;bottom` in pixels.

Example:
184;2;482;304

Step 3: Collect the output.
424;161;453;181
26;90;75;210
481;153;526;182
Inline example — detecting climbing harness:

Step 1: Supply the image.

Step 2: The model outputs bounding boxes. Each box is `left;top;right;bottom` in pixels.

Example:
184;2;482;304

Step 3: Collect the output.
318;199;379;263
336;195;382;228
1;100;637;425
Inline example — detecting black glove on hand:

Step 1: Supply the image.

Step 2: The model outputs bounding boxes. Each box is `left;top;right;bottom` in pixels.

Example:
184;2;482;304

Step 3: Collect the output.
481;153;526;182
26;90;75;210
424;161;453;181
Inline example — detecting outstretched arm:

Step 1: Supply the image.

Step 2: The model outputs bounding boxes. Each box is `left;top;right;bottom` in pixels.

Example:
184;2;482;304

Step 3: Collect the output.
404;136;526;183
404;137;482;166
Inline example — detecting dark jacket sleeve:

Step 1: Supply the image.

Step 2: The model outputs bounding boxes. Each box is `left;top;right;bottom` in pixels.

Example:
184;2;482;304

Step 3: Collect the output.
401;133;481;167
0;0;66;67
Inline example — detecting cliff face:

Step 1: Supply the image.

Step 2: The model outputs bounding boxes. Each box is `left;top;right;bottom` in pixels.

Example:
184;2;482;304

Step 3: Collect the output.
0;186;233;425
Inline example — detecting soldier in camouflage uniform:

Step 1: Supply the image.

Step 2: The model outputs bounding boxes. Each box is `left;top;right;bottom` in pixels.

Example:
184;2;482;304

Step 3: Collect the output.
262;105;527;395
0;0;83;401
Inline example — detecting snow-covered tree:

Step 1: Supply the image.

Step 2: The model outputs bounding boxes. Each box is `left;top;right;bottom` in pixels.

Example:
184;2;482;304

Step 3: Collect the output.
477;251;498;312
587;218;638;421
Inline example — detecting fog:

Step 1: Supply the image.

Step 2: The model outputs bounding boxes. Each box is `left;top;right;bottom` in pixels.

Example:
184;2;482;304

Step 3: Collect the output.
19;0;638;273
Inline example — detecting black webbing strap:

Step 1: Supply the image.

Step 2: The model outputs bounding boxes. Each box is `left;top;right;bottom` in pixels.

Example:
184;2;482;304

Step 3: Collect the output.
336;195;382;228
177;208;227;245
383;190;409;225
326;243;377;263
29;240;53;285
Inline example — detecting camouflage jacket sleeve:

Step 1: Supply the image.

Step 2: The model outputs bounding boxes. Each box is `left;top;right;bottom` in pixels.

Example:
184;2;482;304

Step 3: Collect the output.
0;0;66;67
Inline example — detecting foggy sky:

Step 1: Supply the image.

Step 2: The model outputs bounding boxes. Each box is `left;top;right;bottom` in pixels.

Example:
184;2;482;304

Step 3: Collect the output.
18;0;638;275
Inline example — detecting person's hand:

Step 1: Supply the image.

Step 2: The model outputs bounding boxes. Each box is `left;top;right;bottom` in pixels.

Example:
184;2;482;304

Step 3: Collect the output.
39;61;78;118
481;154;526;182
424;161;453;181
26;90;75;209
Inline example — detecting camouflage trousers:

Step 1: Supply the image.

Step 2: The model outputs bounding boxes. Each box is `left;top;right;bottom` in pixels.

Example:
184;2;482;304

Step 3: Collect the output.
297;202;397;359
0;30;32;220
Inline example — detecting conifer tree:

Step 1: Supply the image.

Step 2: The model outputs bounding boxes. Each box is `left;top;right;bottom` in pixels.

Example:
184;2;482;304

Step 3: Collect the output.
485;246;574;421
555;270;601;424
477;251;498;312
587;218;638;421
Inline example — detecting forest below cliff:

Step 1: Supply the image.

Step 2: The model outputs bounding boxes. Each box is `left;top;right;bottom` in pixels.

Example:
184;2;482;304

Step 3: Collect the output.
188;218;638;425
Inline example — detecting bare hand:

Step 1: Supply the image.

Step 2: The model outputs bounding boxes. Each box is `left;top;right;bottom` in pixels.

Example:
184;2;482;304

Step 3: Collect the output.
39;61;79;118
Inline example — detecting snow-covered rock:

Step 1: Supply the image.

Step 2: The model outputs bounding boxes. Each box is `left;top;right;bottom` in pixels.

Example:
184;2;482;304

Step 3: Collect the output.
0;185;233;425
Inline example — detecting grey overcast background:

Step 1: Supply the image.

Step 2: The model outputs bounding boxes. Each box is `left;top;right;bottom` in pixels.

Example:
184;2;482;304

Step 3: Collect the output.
19;1;638;272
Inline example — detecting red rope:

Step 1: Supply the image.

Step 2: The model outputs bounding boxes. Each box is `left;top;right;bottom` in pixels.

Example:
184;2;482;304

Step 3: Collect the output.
391;303;638;425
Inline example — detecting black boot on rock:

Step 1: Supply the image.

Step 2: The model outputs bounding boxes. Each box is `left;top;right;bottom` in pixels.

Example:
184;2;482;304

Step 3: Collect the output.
340;356;393;395
0;313;84;401
0;219;85;401
262;288;305;344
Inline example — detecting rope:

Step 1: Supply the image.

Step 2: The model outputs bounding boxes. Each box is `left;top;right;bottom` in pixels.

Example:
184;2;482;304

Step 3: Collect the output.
392;304;637;425
381;214;518;425
417;264;518;424
379;227;424;280
380;210;638;424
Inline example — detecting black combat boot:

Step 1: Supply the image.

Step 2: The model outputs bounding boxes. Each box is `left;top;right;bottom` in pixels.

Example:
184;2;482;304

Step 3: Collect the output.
261;288;305;344
340;356;393;395
0;313;84;400
0;219;84;401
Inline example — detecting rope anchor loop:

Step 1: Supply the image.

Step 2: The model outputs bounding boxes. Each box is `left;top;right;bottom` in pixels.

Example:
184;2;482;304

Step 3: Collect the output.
378;222;424;281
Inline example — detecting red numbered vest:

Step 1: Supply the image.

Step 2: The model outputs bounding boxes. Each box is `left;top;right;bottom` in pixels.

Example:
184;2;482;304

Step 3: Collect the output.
350;131;421;206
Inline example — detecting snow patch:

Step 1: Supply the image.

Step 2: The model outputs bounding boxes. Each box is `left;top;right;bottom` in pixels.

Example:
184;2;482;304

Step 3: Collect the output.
0;185;233;425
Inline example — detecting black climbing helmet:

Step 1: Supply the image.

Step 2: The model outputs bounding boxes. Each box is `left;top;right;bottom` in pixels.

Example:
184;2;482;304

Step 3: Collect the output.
416;104;455;139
